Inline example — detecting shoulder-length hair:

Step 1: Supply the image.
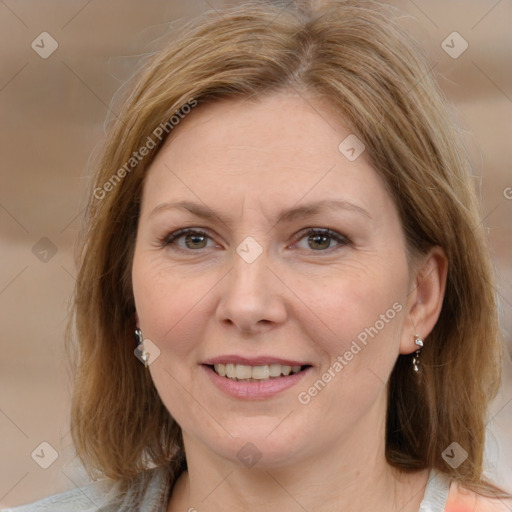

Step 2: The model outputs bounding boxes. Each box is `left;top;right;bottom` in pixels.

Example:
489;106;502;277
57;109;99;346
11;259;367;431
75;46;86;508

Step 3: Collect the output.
69;0;506;496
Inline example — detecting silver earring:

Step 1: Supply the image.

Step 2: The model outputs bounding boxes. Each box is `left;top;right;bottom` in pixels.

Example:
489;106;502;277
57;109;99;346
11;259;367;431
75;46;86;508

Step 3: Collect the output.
134;328;149;368
412;334;423;373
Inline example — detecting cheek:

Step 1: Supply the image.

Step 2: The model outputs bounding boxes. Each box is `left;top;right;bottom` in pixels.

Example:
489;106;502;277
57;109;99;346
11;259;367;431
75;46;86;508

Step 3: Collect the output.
292;268;407;423
292;257;408;361
132;256;214;358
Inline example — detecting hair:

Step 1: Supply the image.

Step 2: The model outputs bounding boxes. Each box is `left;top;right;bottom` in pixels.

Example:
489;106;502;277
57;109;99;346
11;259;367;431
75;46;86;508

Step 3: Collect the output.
69;0;508;499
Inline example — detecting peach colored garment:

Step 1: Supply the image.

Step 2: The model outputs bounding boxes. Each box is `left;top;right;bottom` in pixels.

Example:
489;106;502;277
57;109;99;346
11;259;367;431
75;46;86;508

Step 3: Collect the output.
445;481;511;512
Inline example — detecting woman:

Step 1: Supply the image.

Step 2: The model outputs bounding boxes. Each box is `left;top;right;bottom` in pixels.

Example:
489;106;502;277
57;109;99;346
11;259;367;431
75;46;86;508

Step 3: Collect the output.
5;0;511;510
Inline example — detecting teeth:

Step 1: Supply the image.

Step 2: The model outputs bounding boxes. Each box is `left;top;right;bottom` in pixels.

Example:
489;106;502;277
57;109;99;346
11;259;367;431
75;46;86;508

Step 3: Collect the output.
251;365;269;379
235;364;252;379
213;363;304;380
281;365;292;376
269;364;282;377
225;363;235;378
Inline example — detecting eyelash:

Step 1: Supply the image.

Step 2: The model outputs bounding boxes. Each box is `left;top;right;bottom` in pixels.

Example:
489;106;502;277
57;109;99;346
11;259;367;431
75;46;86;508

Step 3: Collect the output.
161;227;350;254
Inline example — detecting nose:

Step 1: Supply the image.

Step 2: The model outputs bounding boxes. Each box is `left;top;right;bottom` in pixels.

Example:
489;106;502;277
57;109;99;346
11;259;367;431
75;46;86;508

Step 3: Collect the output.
216;250;288;335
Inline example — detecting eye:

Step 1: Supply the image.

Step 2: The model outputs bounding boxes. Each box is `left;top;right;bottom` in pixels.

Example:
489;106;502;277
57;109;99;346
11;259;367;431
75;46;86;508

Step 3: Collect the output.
293;228;350;252
162;228;217;251
161;227;349;253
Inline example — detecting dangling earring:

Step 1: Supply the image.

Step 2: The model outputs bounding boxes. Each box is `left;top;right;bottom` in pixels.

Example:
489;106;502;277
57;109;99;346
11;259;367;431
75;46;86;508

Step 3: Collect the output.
134;328;149;368
412;334;423;373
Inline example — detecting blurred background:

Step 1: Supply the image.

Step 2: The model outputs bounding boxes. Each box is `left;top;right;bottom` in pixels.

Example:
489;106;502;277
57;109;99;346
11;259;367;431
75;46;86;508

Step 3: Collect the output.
0;0;511;507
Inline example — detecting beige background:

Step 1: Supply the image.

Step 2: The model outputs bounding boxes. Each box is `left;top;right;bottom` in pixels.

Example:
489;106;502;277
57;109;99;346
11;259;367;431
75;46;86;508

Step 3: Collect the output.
1;0;511;507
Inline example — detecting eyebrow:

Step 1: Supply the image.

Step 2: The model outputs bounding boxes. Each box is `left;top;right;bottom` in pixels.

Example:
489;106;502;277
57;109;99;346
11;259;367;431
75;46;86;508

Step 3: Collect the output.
149;199;372;226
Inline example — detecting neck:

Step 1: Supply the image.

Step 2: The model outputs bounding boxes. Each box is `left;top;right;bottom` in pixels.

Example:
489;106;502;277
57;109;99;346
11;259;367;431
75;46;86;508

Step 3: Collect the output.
168;396;429;512
169;448;428;511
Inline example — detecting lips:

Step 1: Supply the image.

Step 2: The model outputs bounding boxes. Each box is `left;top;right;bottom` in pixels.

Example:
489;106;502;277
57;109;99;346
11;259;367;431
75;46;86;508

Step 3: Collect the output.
203;355;310;367
202;355;310;381
201;355;312;399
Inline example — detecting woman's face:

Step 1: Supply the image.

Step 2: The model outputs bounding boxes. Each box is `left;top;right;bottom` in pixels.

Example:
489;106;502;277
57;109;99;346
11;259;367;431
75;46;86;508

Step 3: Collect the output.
132;92;416;468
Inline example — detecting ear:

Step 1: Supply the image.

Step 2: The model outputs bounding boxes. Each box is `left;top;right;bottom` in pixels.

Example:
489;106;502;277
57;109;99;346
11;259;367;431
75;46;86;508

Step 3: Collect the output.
135;311;140;329
400;246;448;354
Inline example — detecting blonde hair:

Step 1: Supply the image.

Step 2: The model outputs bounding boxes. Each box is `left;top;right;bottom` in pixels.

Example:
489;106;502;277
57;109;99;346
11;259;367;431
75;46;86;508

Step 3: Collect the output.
69;0;506;497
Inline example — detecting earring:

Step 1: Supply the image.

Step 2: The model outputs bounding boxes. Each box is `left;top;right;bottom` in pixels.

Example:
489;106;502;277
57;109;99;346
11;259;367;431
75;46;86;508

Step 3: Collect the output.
134;328;149;368
412;334;423;373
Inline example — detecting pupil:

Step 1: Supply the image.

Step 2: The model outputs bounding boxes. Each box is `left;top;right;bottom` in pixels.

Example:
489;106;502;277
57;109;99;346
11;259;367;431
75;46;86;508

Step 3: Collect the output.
309;234;330;250
186;234;206;249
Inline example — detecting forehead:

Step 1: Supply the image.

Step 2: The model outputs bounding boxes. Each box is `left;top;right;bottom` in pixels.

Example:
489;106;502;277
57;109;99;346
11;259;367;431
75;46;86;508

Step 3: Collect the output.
141;92;391;221
158;92;351;171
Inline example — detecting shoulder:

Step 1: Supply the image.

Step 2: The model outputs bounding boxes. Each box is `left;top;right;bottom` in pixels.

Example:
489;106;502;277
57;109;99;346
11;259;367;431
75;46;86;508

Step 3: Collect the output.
1;479;113;512
446;481;512;512
1;466;172;512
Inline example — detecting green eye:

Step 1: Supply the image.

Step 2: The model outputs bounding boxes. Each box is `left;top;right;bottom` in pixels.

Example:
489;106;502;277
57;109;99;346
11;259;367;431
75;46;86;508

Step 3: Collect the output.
295;228;349;252
307;233;333;250
164;229;214;251
162;227;350;254
183;233;208;249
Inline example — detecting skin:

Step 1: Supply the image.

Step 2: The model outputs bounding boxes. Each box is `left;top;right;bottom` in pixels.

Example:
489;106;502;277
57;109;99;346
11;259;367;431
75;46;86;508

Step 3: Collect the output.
131;91;447;512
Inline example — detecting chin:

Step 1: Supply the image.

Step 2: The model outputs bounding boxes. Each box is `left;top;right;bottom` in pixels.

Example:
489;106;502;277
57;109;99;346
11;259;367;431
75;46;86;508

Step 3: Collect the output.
201;423;313;470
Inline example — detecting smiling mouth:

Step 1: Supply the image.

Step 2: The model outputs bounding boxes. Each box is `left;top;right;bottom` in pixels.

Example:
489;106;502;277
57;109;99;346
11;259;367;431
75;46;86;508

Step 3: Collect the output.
208;363;311;382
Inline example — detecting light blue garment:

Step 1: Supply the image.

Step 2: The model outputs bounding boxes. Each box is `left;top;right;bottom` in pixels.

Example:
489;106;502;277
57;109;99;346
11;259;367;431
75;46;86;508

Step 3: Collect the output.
2;467;172;512
3;468;450;511
419;471;451;512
